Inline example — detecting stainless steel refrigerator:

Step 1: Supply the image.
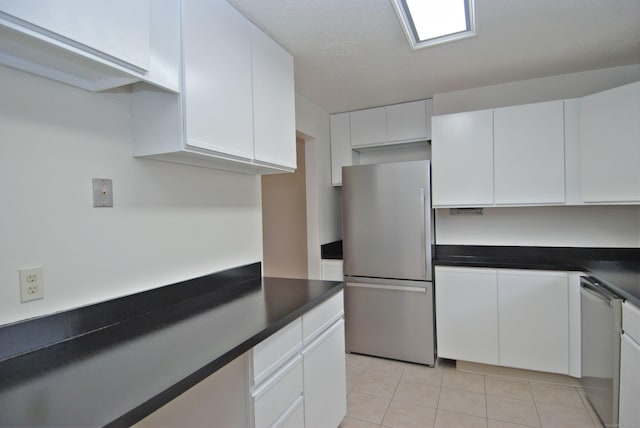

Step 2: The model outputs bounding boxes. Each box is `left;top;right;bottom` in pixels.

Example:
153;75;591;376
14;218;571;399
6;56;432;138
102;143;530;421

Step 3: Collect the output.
342;160;435;366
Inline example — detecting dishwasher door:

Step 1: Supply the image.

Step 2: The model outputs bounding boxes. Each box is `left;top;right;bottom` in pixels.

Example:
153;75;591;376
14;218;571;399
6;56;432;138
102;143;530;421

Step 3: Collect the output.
580;276;622;427
344;277;434;366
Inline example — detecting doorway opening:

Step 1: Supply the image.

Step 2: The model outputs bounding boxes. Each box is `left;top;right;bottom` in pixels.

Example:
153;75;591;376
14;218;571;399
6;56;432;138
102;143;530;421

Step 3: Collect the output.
261;138;308;278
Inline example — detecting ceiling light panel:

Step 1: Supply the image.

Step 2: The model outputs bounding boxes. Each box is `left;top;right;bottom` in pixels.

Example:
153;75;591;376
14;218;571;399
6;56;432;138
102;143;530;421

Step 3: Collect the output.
392;0;476;49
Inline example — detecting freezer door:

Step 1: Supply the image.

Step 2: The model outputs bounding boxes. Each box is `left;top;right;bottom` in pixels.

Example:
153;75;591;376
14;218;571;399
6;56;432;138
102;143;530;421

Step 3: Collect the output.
344;277;435;365
342;160;431;281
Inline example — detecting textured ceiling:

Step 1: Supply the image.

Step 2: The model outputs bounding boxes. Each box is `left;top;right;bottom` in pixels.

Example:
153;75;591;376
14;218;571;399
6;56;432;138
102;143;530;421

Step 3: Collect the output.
227;0;640;113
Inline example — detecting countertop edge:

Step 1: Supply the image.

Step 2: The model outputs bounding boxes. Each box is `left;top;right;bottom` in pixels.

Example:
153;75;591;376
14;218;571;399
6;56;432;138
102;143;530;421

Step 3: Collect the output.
107;280;344;427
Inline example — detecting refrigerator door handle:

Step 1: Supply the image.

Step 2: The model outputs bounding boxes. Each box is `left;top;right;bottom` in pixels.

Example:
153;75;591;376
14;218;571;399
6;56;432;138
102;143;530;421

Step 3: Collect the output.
420;187;427;279
346;282;427;293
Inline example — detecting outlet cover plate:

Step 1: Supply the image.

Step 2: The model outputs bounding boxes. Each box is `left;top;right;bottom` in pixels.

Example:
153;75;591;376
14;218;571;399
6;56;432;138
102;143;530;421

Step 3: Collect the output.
93;178;113;207
19;266;44;302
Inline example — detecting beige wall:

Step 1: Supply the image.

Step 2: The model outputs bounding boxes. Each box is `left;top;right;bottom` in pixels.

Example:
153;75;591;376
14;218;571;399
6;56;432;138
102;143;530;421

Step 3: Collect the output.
261;139;308;279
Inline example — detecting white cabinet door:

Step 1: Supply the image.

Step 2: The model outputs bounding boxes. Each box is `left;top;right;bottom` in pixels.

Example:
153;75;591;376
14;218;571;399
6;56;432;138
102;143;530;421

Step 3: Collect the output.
302;319;347;428
497;270;569;374
494;100;566;205
181;0;254;160
330;113;352;186
321;260;344;281
431;109;494;207
619;333;640;428
350;106;386;148
252;25;296;169
386;100;428;143
435;267;499;365
579;81;640;203
0;0;150;71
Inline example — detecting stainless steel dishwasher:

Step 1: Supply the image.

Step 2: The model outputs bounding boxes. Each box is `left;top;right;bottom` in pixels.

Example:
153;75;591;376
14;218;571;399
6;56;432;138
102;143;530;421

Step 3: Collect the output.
580;276;623;427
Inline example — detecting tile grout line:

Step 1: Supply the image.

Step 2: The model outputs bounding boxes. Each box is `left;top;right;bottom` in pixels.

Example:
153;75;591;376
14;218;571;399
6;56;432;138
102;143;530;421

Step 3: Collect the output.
529;380;544;428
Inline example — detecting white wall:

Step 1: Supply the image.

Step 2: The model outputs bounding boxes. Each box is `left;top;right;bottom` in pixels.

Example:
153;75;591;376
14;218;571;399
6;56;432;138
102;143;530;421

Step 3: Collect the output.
295;94;342;279
433;64;640;248
436;206;640;247
433;64;640;114
0;66;262;325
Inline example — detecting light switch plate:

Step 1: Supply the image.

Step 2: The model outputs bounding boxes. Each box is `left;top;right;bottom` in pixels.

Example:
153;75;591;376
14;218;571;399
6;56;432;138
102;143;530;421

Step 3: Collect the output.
92;178;113;207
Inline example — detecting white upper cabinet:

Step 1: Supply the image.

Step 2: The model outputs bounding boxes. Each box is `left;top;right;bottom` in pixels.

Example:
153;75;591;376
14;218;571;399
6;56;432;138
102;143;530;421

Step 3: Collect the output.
350;100;431;149
493;100;566;205
579;81;640;203
386;100;429;143
330;113;352;186
251;25;296;170
431;109;494;207
131;0;296;174
350;106;387;148
0;0;151;91
182;0;254;160
432;100;573;207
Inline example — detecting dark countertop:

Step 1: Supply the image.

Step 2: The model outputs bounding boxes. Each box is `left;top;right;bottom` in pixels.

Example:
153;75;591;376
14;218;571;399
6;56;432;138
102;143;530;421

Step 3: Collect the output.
0;264;343;427
321;240;343;260
434;245;640;307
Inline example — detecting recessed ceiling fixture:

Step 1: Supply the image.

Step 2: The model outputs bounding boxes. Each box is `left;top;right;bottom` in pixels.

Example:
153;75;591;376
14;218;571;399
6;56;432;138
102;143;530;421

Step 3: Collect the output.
391;0;476;49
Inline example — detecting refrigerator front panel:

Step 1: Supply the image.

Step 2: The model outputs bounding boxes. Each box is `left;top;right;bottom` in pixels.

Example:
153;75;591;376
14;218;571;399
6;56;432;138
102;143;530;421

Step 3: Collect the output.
344;277;435;365
342;160;431;281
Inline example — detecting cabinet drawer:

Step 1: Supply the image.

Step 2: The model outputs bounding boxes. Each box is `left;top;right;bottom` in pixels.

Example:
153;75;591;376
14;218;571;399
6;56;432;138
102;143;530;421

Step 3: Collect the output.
302;290;344;345
252;318;302;385
273;396;304;428
252;356;303;428
623;301;640;343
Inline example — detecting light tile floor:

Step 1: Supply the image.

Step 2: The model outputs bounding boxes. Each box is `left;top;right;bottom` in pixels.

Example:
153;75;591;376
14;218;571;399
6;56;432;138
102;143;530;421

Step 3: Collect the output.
340;354;603;428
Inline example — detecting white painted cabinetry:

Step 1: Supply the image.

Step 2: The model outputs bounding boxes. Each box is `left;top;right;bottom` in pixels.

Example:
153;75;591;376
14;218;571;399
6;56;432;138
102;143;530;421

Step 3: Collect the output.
350;100;431;149
431;109;494;207
321;259;344;281
386;100;429;143
579;81;640;203
302;291;346;428
493;100;566;205
435;266;577;375
251;25;296;170
350;106;387;148
330;100;431;185
131;0;296;174
432;100;569;207
435;267;499;365
497;270;569;373
620;301;640;428
330;113;352;186
0;0;151;91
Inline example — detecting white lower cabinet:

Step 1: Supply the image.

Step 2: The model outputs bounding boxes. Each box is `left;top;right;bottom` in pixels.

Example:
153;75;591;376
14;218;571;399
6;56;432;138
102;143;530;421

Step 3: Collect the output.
497;270;569;373
320;260;344;282
136;291;346;427
435;266;576;375
252;356;303;428
619;302;640;428
435;267;499;365
303;319;347;428
251;290;346;428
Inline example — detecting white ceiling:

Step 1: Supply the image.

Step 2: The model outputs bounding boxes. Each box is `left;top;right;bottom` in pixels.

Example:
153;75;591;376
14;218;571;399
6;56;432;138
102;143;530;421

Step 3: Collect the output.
227;0;640;114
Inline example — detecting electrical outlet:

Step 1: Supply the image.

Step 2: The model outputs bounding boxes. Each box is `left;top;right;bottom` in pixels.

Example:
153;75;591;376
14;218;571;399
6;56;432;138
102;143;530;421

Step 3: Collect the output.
93;178;113;207
19;267;44;302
